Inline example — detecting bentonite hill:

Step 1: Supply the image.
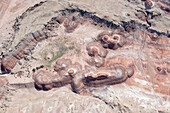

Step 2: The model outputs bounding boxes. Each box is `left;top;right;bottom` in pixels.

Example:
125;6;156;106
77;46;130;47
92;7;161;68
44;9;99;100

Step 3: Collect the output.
0;0;170;113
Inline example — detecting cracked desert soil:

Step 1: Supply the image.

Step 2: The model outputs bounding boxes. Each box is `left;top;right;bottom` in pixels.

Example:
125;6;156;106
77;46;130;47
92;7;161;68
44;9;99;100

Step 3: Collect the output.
0;0;170;113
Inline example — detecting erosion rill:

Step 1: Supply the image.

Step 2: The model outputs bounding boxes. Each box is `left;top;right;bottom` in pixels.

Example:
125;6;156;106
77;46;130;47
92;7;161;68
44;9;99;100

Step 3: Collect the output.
0;1;170;113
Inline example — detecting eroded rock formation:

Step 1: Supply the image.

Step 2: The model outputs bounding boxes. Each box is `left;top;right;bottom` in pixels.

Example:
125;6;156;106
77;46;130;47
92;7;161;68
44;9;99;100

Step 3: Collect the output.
0;0;170;112
1;30;48;73
32;22;136;93
97;30;127;49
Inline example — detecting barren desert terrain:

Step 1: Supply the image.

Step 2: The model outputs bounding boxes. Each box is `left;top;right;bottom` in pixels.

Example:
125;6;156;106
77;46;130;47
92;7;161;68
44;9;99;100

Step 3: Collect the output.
0;0;170;113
